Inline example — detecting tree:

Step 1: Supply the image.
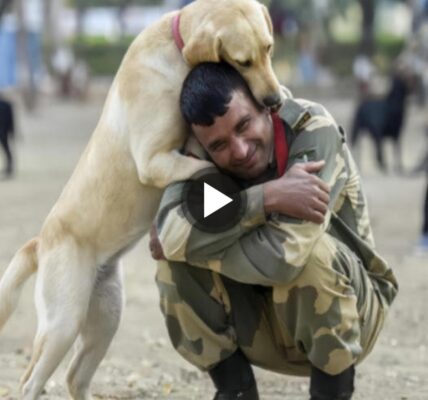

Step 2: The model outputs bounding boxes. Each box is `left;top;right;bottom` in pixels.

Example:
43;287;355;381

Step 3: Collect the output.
358;0;375;56
67;0;160;39
269;0;409;73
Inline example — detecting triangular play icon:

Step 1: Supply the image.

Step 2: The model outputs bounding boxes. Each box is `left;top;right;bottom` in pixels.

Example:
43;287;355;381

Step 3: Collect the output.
204;182;233;218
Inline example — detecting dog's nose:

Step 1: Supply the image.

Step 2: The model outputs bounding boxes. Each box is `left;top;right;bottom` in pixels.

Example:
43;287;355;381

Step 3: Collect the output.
263;94;282;108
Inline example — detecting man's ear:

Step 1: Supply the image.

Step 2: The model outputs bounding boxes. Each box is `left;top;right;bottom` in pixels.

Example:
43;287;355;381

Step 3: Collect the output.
182;26;222;66
261;4;273;36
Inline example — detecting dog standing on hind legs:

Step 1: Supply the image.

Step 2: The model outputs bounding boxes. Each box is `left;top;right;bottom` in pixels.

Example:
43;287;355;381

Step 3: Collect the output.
0;0;284;398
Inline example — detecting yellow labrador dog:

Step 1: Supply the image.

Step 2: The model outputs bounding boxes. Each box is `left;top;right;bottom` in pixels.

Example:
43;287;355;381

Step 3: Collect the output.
0;0;282;398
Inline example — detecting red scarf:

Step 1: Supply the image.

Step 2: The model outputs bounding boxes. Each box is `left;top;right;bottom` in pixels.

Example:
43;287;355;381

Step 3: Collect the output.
271;112;288;176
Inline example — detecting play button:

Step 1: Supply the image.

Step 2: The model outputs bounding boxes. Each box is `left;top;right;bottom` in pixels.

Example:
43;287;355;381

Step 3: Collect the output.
182;167;247;233
204;183;233;218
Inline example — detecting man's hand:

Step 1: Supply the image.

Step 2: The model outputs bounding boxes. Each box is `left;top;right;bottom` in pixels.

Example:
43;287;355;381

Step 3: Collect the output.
263;161;330;224
149;224;166;260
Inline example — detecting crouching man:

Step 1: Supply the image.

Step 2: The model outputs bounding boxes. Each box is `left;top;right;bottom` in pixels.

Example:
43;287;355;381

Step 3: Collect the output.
150;62;398;400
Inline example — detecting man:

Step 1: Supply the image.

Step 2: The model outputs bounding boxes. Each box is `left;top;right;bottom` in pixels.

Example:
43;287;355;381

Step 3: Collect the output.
150;62;398;400
0;93;15;178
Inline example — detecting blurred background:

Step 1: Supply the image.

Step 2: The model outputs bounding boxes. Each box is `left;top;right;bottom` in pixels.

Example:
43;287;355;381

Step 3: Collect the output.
0;0;427;399
0;0;427;104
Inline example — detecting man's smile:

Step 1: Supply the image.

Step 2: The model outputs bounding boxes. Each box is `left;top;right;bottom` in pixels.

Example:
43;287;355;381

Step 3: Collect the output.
235;146;258;169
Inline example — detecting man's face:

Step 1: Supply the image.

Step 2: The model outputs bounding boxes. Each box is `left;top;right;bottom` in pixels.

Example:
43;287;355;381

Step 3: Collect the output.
192;90;274;180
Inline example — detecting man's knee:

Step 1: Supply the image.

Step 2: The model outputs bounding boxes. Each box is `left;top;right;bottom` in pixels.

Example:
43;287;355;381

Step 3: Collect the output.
273;236;363;376
309;331;361;375
274;281;361;374
156;261;236;369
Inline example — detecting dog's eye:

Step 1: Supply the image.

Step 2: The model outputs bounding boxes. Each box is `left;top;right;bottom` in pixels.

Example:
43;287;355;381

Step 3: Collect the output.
237;60;252;68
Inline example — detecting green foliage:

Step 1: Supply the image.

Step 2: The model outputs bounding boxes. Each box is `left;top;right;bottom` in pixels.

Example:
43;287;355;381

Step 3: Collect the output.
65;0;163;74
272;0;350;25
273;33;405;77
73;37;134;75
68;0;407;77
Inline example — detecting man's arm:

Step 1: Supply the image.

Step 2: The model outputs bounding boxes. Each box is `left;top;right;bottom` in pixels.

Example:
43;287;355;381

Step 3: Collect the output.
154;180;267;262
153;122;344;285
181;124;345;285
153;159;329;259
263;161;330;223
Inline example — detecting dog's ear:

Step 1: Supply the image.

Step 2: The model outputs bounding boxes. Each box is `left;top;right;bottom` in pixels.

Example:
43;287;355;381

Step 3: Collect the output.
261;4;273;36
182;26;222;66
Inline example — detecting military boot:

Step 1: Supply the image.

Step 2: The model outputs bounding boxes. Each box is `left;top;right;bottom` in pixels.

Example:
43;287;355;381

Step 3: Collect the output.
309;364;355;400
208;349;259;400
213;384;259;400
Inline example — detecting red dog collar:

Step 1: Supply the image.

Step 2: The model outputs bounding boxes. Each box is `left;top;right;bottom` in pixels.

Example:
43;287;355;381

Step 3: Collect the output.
172;14;184;52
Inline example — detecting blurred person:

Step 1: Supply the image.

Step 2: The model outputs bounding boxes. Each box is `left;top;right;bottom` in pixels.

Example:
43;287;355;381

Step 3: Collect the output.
51;46;75;98
404;23;428;252
297;32;318;85
352;54;375;98
150;62;398;400
0;92;15;178
421;178;428;250
422;93;428;249
411;0;428;33
70;58;90;100
415;118;428;252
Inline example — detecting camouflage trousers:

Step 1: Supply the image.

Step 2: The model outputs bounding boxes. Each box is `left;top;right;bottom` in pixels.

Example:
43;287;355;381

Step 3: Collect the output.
156;233;386;376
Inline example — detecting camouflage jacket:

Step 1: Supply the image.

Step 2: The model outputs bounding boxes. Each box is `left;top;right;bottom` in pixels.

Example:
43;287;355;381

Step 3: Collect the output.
154;98;398;309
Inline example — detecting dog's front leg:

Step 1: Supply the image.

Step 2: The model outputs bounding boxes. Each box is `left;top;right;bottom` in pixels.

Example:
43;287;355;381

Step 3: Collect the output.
143;150;212;188
129;106;212;188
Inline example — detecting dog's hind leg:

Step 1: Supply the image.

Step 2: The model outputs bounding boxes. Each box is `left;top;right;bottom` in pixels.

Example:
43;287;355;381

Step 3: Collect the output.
20;239;98;400
350;109;363;169
374;132;386;171
66;261;123;400
393;138;403;174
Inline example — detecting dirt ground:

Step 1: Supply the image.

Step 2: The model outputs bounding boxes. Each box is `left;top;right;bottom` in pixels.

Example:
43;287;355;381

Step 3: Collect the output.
0;88;427;400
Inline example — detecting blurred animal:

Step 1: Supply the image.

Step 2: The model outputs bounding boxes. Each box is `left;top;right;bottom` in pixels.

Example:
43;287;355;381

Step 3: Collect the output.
350;67;416;172
0;0;282;399
0;94;15;177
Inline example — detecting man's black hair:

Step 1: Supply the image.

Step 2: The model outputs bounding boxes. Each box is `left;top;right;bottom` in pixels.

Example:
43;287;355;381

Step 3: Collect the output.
180;62;261;127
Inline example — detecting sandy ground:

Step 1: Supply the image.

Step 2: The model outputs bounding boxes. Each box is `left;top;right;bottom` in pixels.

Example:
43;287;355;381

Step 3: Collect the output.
0;89;427;400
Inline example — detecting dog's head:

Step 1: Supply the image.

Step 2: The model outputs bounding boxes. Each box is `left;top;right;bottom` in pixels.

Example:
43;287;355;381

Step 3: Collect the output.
182;0;283;109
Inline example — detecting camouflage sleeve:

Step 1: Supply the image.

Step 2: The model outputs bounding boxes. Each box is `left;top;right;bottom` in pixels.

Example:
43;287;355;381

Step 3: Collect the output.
155;114;348;286
185;116;347;285
155;181;267;262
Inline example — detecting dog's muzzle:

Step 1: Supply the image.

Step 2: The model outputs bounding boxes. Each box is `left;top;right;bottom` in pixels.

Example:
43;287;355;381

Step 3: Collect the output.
263;93;282;110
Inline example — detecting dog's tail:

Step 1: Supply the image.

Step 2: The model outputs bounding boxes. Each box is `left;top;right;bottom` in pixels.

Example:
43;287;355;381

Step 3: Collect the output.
0;238;38;331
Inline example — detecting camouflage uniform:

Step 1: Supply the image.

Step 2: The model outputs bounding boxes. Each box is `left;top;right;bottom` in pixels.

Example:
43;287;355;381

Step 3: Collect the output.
154;98;398;376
